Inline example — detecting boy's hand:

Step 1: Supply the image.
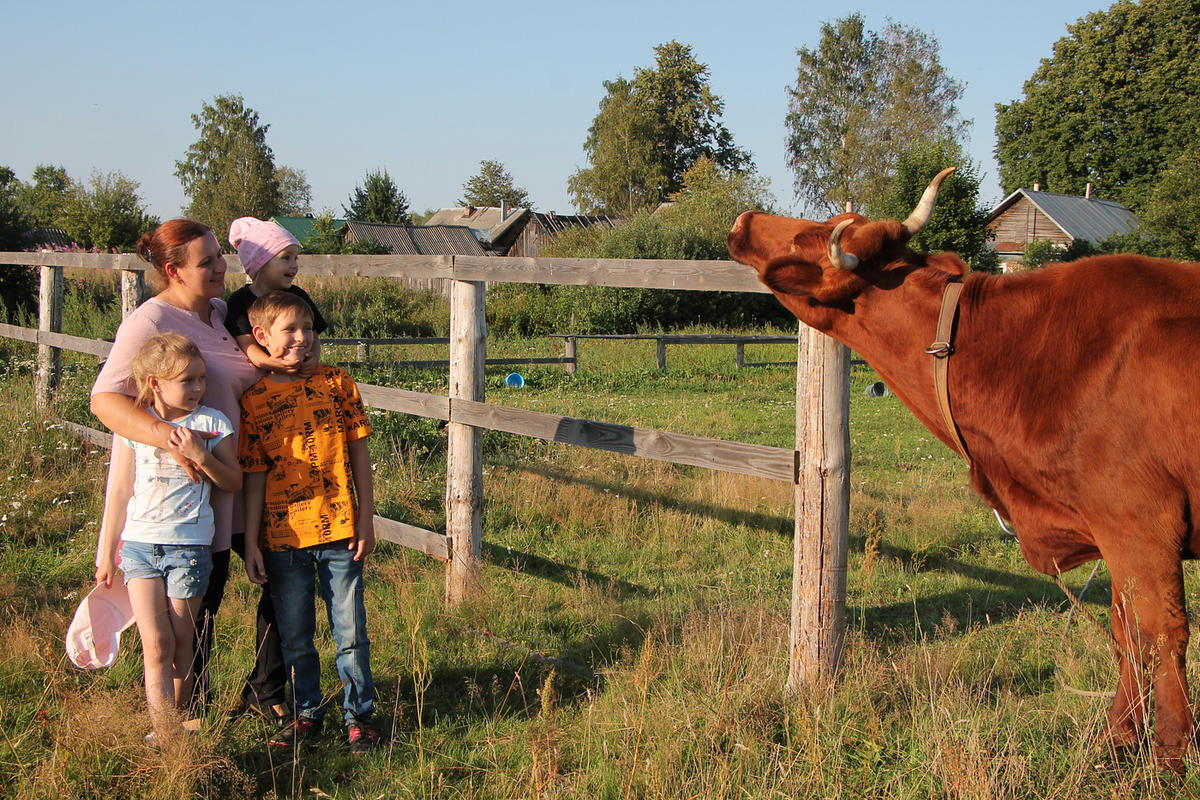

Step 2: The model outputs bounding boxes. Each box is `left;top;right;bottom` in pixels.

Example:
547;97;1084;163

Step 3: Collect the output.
350;516;376;561
244;546;268;585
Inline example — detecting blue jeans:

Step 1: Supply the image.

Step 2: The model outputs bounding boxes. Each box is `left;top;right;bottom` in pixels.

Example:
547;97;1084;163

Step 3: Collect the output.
264;542;374;724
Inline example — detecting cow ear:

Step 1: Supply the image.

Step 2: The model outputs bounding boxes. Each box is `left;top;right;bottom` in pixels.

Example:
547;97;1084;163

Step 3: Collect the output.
762;258;822;296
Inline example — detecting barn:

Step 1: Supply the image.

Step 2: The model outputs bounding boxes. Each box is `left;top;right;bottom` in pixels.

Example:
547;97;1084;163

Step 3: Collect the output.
986;184;1140;270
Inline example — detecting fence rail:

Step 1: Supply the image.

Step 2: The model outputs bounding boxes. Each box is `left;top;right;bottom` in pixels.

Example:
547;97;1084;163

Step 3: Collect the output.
0;249;849;685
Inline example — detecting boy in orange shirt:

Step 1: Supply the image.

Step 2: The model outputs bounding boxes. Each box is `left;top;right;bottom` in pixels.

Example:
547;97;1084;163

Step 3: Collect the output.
239;291;378;752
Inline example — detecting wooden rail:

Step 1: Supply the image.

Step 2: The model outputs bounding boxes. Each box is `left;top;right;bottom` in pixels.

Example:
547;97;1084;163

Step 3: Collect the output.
0;250;848;685
549;333;800;372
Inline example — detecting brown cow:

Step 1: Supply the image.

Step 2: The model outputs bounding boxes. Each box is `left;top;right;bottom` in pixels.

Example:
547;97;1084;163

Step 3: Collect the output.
728;168;1200;767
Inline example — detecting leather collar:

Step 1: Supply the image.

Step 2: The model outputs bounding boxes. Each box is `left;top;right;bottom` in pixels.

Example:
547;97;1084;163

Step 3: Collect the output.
924;281;970;463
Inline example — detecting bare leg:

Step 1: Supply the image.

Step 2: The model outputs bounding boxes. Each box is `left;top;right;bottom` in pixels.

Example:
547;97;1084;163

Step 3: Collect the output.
169;595;202;711
127;577;183;740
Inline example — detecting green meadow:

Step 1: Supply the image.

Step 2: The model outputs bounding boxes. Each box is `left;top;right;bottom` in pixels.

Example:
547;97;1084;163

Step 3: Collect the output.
0;274;1196;798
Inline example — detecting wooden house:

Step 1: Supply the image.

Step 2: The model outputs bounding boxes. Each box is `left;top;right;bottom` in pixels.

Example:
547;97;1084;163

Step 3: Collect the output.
506;212;625;257
421;203;531;255
986;185;1140;270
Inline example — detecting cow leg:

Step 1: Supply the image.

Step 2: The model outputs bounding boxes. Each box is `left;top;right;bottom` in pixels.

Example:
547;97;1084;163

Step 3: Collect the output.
1104;557;1192;769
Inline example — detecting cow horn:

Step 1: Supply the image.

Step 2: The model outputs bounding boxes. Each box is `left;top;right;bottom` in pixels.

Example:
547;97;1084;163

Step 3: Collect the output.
900;166;957;239
828;219;859;270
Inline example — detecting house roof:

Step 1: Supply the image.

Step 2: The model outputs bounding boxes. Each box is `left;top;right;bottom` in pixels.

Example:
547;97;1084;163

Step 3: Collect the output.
271;215;346;243
343;221;490;256
25;226;73;249
987;188;1140;244
422;206;531;250
532;212;625;235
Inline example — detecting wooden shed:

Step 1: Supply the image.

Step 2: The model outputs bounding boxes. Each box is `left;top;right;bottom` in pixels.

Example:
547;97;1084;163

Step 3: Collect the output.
506;211;625;258
986;185;1140;270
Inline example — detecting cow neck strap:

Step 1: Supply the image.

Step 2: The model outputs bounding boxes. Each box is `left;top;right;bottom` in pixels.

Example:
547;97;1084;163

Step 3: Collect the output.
924;280;970;464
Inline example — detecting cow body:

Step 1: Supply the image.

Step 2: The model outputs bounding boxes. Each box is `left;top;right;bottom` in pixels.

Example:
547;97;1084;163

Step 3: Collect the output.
728;171;1200;765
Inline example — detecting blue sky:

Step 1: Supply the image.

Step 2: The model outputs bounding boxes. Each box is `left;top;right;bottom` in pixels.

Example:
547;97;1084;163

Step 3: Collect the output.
3;0;1104;222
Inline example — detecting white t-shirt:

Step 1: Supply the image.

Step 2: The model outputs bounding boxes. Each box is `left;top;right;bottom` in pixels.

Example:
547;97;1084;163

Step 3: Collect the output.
118;406;234;547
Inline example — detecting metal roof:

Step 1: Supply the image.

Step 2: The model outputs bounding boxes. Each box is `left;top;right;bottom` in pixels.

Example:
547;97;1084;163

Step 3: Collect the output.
533;212;625;235
270;215;346;243
421;206;531;249
988;189;1140;244
343;221;490;256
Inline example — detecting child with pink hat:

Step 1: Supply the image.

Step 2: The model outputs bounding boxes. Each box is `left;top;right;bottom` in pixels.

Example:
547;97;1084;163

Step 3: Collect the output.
226;217;328;372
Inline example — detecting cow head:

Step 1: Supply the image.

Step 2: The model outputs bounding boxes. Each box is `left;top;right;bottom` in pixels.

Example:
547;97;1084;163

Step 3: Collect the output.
727;167;963;313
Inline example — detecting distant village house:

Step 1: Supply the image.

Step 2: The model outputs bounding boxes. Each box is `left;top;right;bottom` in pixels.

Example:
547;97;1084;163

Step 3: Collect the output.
987;184;1140;270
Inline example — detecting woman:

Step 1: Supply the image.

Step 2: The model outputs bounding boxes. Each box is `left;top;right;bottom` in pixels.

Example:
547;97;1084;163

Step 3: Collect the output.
90;218;289;723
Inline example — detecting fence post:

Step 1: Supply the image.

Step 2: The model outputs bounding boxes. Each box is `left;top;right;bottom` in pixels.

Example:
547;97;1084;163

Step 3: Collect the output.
445;278;486;606
736;342;746;369
120;268;145;319
656;337;667;371
564;336;577;374
35;264;64;411
787;323;850;692
356;342;370;363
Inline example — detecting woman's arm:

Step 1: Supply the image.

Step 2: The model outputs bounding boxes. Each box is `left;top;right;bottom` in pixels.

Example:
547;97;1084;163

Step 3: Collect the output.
90;392;175;450
95;439;134;587
235;333;305;373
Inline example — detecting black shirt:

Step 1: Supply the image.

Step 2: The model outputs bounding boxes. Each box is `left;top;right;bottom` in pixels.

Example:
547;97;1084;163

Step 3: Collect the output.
224;285;328;338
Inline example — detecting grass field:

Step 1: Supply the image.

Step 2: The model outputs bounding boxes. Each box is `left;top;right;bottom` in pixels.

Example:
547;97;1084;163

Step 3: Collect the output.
2;277;1199;798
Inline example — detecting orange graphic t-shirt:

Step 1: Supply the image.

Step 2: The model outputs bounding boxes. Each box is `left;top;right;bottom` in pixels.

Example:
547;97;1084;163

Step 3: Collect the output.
238;364;372;551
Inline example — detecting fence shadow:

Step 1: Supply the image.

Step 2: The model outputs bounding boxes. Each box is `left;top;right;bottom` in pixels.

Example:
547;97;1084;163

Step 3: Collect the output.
482;541;651;598
500;462;791;535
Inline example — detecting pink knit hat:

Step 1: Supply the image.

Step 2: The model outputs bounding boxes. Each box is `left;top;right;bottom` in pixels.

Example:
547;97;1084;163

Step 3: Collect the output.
228;217;300;278
66;581;136;669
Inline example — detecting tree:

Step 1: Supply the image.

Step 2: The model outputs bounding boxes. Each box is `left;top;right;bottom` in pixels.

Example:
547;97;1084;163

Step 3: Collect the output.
0;166;36;321
785;14;966;216
0;167;26;250
566;78;660;215
343;168;411;224
569;41;750;214
174;94;280;241
995;0;1200;213
458;160;531;209
1137;144;1200;260
874;139;999;271
60;170;158;251
16;164;71;228
275;165;313;216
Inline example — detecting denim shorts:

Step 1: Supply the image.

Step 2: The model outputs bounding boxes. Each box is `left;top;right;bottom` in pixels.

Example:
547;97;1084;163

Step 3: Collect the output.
120;541;213;600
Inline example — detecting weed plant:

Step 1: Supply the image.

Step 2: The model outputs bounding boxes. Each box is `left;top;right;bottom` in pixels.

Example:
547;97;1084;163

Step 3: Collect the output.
2;274;1199;796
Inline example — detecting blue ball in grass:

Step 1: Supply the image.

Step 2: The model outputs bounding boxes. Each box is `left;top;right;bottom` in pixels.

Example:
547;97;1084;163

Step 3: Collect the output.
505;372;525;388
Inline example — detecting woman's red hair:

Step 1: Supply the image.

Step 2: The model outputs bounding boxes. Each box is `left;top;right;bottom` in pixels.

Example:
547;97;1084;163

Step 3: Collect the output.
135;219;212;280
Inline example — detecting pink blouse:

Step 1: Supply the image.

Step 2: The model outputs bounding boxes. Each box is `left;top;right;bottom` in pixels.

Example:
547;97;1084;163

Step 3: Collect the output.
92;296;262;551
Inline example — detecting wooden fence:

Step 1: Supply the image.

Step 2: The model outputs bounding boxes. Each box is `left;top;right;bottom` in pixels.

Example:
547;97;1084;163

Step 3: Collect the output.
0;249;850;687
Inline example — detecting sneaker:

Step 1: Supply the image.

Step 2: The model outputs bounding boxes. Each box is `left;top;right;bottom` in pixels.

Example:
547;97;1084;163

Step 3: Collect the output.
347;718;379;753
268;715;322;748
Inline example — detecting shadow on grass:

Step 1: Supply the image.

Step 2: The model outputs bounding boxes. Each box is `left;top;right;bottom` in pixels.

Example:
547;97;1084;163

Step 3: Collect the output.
494;461;1113;655
502;462;792;535
482;541;652;599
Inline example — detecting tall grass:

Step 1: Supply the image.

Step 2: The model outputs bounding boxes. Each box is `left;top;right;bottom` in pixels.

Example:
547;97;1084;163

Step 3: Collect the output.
2;274;1199;797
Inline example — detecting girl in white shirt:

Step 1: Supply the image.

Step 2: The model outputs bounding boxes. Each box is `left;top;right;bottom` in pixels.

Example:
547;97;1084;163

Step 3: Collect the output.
94;333;242;745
